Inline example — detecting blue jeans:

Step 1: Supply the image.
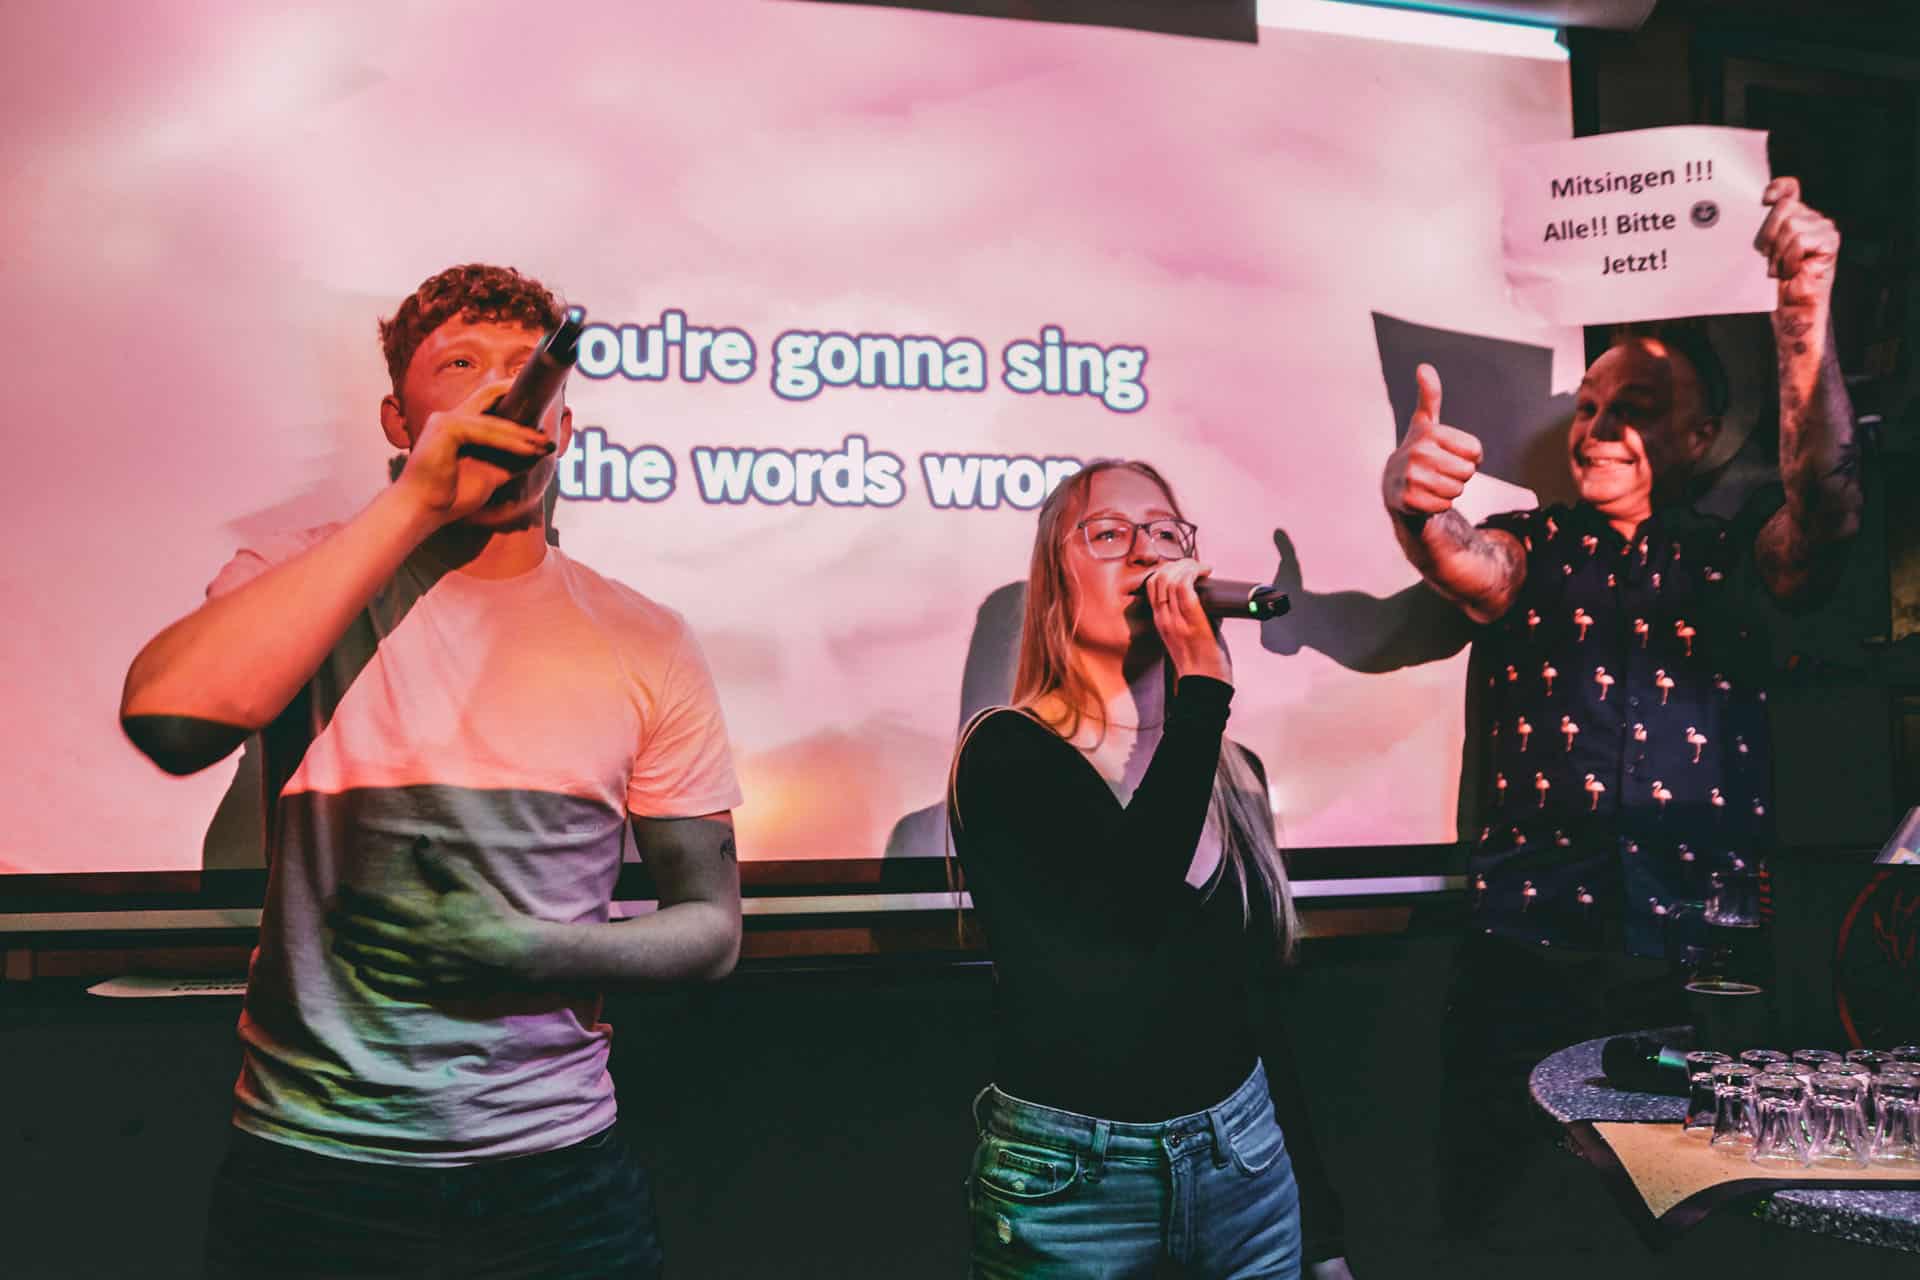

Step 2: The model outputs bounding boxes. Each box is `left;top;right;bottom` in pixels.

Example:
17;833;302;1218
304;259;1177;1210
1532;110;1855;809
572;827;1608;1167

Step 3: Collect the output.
204;1123;663;1279
968;1061;1301;1279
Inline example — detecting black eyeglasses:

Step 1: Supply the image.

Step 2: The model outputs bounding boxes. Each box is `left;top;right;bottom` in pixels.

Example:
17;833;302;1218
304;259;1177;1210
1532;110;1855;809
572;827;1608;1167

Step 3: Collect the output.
1073;517;1198;561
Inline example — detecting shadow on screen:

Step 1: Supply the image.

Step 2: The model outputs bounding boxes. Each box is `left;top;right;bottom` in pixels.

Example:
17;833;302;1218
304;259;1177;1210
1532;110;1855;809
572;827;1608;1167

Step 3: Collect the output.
883;319;1580;856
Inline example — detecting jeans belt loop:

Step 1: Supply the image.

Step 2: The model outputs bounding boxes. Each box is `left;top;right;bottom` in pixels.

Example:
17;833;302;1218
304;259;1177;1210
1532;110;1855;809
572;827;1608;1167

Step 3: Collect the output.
1206;1106;1233;1169
1085;1119;1111;1183
972;1084;994;1135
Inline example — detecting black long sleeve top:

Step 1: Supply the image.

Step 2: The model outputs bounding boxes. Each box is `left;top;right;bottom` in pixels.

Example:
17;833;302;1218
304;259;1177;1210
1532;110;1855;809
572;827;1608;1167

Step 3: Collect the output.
951;675;1345;1258
952;675;1253;1120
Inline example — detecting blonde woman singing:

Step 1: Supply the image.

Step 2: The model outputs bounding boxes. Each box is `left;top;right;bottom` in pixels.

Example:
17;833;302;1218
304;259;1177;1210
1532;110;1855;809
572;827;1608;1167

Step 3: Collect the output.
951;460;1346;1279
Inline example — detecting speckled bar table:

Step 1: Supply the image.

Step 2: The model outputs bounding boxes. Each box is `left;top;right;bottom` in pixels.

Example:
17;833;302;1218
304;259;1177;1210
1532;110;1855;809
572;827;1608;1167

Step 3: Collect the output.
1531;1030;1920;1252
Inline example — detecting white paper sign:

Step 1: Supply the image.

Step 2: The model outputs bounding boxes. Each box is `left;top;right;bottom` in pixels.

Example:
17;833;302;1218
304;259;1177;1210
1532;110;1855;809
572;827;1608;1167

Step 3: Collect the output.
1501;126;1776;326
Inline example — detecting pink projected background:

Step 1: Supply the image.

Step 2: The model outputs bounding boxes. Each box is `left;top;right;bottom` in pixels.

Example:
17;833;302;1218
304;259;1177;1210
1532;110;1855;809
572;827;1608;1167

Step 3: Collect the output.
1;0;1579;873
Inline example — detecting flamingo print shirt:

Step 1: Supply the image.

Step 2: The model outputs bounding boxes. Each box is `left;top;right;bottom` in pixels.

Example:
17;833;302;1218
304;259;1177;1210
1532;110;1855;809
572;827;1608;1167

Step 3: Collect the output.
1464;499;1775;957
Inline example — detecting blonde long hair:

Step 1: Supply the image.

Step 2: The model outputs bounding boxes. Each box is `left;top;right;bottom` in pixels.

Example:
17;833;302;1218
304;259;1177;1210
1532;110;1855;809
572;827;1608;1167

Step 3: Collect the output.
952;459;1298;960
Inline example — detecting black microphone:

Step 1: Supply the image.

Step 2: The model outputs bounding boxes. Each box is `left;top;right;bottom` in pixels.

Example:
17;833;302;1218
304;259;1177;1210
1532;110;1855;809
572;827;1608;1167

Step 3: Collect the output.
1599;1035;1694;1096
460;307;586;471
1197;578;1292;621
1137;574;1292;622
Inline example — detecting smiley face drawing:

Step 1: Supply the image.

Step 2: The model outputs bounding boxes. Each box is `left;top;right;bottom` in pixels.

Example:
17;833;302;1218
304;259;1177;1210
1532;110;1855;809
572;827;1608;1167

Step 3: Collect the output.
1690;200;1719;228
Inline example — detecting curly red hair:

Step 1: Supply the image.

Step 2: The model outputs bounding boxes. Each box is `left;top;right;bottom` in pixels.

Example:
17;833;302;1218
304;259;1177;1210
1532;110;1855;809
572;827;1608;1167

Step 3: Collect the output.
379;264;563;400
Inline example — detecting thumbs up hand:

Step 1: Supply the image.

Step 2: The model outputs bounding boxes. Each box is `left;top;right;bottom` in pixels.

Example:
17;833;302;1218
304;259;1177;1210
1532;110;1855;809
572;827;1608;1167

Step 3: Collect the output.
1382;364;1485;517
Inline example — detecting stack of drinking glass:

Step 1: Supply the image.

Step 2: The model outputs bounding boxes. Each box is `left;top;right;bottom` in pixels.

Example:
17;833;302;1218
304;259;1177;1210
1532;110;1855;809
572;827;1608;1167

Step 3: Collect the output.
1681;1045;1920;1169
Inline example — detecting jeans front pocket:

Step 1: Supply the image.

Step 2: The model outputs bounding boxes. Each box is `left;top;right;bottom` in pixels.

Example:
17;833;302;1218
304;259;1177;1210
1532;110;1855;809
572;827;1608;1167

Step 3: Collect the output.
970;1135;1082;1203
1226;1108;1288;1177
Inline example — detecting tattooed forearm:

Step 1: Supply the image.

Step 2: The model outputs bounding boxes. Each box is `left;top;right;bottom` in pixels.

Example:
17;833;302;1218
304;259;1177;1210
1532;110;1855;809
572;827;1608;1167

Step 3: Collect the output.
1766;317;1862;603
1776;310;1814;354
1777;324;1862;530
1755;504;1830;611
1828;436;1864;484
1391;509;1525;623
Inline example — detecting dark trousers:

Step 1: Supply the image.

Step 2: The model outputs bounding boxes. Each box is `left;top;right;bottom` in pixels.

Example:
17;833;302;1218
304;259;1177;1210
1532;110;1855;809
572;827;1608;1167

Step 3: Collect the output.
1435;932;1683;1251
204;1123;663;1279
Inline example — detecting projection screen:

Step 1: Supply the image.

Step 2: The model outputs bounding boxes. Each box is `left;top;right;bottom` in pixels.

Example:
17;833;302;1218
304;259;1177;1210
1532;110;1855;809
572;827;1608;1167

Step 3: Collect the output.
1;0;1581;874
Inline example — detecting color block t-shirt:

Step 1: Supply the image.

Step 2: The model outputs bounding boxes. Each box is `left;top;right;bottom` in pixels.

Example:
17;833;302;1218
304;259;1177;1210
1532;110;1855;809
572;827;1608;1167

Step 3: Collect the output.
208;529;742;1165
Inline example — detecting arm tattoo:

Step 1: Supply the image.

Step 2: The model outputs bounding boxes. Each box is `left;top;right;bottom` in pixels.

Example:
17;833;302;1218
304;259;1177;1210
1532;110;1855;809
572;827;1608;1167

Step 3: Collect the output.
1428;509;1478;552
1829;436;1864;484
1766;316;1862;603
1399;509;1524;621
1755;507;1813;608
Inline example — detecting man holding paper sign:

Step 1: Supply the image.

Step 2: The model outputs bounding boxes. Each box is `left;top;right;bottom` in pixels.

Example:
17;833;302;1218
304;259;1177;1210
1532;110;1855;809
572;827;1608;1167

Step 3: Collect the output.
1381;177;1860;1252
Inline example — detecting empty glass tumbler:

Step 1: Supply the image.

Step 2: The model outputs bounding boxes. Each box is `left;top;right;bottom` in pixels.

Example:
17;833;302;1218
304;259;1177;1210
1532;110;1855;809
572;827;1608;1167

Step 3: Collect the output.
1871;1073;1920;1168
1806;1072;1870;1169
1683;1051;1731;1133
1705;865;1762;926
1750;1073;1811;1168
1711;1063;1760;1155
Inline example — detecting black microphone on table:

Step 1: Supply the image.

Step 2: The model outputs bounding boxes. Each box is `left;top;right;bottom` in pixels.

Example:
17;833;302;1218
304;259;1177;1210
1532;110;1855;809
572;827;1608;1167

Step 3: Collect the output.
1599;1035;1694;1096
458;307;586;470
1138;574;1292;622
